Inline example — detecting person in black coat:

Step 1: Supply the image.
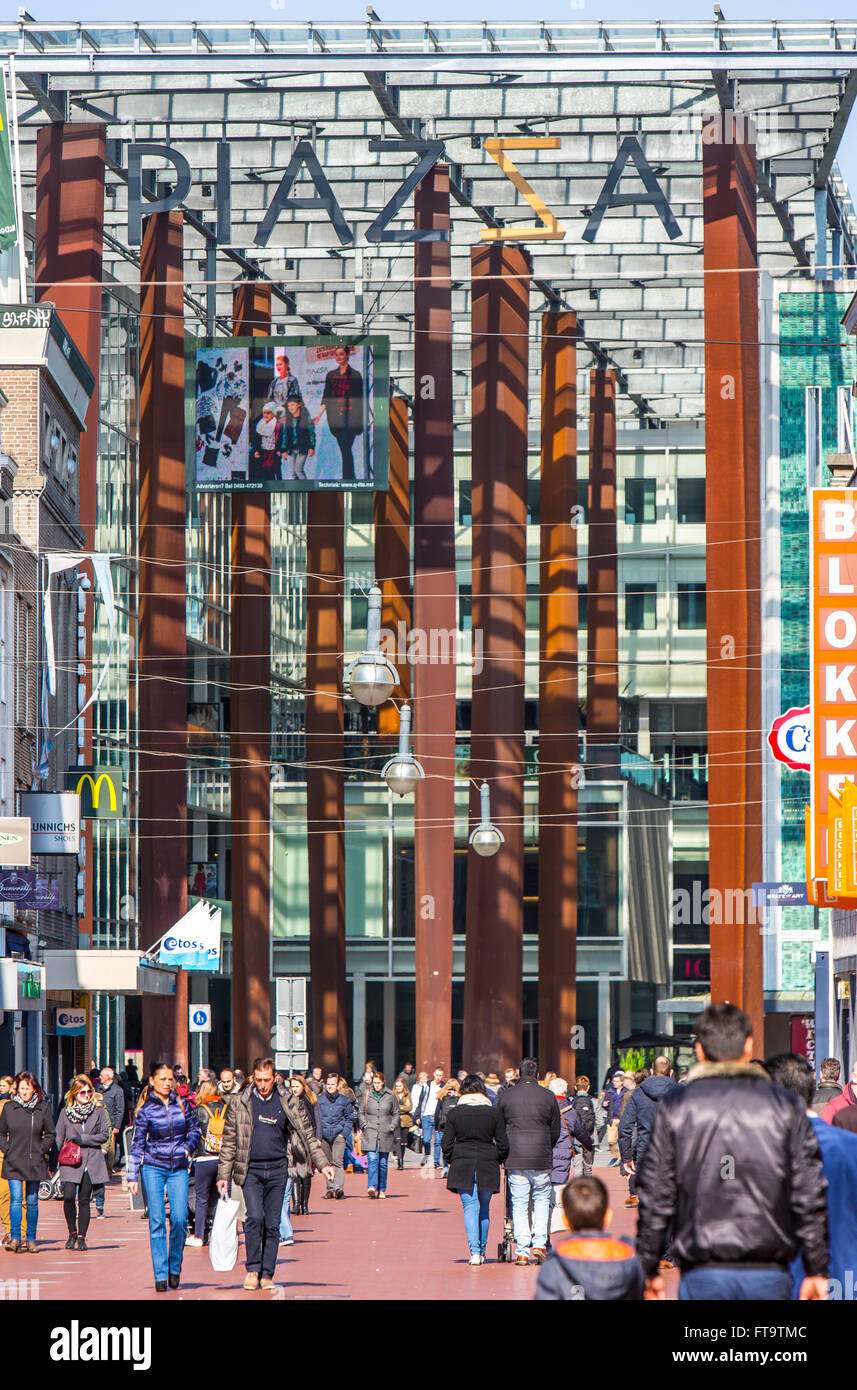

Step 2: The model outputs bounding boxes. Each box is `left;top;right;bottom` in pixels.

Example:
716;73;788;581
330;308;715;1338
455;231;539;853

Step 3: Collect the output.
442;1074;509;1265
433;1080;460;1177
617;1057;678;1207
0;1072;56;1252
497;1058;561;1266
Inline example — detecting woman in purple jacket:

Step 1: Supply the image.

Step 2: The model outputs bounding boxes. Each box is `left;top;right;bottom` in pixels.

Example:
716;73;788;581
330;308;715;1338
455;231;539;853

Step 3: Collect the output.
127;1061;200;1292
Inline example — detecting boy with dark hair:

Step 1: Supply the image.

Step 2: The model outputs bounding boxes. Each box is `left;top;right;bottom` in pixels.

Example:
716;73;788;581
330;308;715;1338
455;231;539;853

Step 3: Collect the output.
534;1176;644;1301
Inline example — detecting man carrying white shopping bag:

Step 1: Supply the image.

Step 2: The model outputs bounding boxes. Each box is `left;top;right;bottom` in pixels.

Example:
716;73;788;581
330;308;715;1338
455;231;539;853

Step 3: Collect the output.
217;1058;334;1291
209;1191;241;1272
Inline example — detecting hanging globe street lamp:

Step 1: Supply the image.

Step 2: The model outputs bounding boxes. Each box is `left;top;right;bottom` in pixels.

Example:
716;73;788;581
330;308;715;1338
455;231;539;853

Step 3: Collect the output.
382;702;425;797
469;780;504;858
344;584;399;706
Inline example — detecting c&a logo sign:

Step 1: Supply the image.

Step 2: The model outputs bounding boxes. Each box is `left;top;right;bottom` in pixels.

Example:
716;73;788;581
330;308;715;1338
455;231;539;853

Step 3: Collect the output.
63;766;122;819
768;707;811;773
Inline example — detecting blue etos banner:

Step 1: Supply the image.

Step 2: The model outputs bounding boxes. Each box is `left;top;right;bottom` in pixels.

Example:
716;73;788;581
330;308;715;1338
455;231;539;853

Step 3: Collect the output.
158;901;222;971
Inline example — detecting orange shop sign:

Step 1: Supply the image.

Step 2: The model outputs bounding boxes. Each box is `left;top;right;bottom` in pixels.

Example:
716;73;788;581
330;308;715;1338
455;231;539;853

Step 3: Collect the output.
810;490;857;884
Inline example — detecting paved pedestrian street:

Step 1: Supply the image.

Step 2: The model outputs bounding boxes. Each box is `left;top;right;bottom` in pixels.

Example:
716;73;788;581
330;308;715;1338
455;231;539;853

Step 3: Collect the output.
2;1157;676;1302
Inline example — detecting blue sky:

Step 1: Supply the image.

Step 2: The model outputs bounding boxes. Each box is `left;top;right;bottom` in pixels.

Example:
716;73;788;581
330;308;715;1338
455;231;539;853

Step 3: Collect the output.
26;2;857;193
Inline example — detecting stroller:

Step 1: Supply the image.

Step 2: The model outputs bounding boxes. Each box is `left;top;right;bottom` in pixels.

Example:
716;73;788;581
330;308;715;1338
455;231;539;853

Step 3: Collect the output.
38;1169;63;1202
496;1172;550;1262
496;1171;515;1262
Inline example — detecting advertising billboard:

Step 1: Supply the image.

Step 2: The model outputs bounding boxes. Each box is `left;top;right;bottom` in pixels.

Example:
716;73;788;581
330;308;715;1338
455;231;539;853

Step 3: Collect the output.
56;1007;87;1036
0;816;31;867
20;793;80;855
157;900;222;972
186;334;389;493
0;959;45;1012
64;766;122;819
0;872;60;909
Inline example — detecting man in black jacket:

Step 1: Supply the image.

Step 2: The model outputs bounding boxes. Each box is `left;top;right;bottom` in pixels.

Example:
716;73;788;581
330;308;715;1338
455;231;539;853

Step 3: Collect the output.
636;1003;829;1301
497;1058;561;1267
97;1066;127;1190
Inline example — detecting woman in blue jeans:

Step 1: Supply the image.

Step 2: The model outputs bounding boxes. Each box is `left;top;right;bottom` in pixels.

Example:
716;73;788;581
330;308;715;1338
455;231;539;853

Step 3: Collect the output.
441;1074;509;1265
359;1073;398;1197
0;1072;55;1253
127;1061;200;1292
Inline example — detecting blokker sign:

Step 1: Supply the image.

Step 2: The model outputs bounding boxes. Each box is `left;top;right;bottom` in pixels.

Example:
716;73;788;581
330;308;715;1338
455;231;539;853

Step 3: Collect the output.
809;491;857;884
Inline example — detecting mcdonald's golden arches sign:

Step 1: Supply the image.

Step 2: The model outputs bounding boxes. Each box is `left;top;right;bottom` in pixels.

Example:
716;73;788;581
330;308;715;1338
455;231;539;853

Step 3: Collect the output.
64;766;122;820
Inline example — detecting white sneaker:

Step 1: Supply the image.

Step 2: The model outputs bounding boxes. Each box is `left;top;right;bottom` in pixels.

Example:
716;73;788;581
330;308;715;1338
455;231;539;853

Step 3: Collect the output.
469;1254;484;1266
379;1192;387;1199
185;1236;204;1248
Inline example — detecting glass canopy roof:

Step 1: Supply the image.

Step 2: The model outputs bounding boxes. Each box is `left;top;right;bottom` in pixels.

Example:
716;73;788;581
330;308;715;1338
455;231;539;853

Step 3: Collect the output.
9;19;857;427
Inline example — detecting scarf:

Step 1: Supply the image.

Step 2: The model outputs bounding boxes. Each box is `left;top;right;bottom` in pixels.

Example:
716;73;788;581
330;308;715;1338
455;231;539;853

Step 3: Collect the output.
66;1096;97;1125
256;415;278;448
14;1093;39;1110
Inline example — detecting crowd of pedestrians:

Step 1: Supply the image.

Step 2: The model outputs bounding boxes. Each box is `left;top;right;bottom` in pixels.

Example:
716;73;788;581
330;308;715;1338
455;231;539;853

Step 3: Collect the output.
1;1000;856;1300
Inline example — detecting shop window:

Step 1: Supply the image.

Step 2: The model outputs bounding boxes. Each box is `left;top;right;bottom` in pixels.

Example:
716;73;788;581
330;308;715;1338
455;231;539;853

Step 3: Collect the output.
350;590;368;631
625;583;657;631
350;491;374;525
459;584;472;632
625;478;656;524
678;582;706;630
676;478;705;524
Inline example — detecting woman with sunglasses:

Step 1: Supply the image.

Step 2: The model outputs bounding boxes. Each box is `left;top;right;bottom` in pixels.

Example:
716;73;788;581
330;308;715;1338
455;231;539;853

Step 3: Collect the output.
54;1075;110;1252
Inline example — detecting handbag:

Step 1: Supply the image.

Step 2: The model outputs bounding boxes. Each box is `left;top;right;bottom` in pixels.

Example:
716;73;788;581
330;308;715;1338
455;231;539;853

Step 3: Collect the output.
58;1140;82;1167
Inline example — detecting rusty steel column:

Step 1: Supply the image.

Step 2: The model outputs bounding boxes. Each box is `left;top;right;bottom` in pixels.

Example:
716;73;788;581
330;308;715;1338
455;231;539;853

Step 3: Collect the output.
374;395;411;743
587;370;619;776
306;492;347;1075
35;124;106;1033
538;312;579;1080
35;124;104;547
138;211;188;1070
230;283;273;1070
412;166;456;1076
463;244;529;1075
703;117;763;1043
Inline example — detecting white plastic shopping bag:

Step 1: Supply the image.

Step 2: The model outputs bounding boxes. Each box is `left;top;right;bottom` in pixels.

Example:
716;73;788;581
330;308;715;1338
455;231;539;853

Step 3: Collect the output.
209;1192;241;1272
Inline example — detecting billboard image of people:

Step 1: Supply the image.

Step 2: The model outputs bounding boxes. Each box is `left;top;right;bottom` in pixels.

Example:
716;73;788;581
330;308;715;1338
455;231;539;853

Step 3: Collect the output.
187;334;389;492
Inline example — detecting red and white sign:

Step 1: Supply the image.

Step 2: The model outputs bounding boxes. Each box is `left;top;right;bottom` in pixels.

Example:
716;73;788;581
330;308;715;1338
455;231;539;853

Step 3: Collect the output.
809;491;857;881
768;706;811;772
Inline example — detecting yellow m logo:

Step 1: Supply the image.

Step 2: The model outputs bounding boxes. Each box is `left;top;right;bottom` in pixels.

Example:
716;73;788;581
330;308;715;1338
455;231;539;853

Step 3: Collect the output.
75;772;117;812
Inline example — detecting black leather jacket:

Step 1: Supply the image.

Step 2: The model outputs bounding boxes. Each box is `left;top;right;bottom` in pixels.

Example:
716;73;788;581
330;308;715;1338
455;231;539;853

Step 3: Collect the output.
634;1063;829;1279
